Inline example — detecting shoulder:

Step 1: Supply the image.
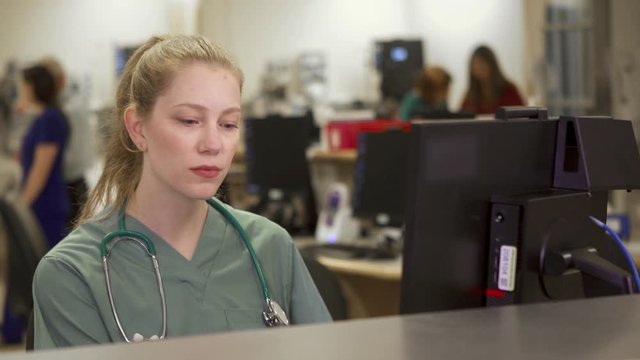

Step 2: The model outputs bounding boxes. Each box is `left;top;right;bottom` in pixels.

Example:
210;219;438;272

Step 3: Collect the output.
217;200;292;238
32;108;69;137
214;200;294;249
37;212;116;274
39;107;66;123
501;81;522;96
401;91;420;106
500;81;524;104
503;81;517;91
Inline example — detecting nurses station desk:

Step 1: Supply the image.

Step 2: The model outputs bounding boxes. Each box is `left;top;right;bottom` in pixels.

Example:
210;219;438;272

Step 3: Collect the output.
12;295;640;360
295;237;403;318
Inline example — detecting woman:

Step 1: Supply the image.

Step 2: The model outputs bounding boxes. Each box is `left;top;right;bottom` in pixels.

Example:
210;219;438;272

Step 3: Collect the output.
32;34;331;349
398;66;452;120
19;65;70;249
460;45;524;115
39;57;93;230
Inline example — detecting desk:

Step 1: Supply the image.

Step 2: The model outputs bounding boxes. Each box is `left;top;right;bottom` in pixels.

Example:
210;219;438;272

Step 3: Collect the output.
12;295;640;359
296;237;402;319
226;148;358;213
317;255;402;319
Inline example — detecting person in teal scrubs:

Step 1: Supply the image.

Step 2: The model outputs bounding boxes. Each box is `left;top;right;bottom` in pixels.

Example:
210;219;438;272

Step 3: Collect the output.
32;34;332;349
397;66;452;120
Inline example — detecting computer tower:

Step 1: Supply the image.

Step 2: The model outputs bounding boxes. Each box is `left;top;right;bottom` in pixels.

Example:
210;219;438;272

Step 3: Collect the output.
485;190;630;306
375;40;424;101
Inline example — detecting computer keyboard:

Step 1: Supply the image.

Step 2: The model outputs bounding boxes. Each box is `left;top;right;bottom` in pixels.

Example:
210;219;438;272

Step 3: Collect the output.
304;243;398;260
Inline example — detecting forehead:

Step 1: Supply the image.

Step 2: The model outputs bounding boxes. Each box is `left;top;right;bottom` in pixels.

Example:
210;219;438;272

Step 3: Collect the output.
157;63;241;108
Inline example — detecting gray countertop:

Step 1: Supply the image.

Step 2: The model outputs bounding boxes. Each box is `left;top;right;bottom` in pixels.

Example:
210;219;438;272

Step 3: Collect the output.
11;294;640;360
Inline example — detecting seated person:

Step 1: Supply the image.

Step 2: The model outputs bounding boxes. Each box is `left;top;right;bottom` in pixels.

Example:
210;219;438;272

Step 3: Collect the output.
32;34;331;350
398;66;451;121
460;45;524;115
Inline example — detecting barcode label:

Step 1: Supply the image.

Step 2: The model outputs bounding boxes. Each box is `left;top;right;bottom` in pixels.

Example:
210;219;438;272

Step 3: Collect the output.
497;245;517;292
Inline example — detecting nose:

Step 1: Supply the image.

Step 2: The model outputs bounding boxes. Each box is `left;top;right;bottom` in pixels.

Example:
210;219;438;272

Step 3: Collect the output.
198;122;222;154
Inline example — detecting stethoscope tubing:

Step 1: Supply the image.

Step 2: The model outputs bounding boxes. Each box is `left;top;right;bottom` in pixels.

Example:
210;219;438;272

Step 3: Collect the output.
100;198;285;342
102;236;167;342
206;199;272;301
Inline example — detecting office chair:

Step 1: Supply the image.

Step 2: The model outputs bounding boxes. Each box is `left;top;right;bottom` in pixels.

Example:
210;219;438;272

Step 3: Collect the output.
0;196;47;348
302;255;348;321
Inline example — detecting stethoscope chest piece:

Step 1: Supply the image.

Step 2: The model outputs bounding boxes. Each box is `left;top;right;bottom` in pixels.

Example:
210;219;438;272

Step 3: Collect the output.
263;299;289;327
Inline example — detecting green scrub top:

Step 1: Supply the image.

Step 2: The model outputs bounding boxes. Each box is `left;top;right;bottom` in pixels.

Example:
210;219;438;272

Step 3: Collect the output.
32;199;332;349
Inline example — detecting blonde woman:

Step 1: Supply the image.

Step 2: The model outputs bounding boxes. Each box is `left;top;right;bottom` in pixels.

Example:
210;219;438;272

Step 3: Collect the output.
32;34;331;349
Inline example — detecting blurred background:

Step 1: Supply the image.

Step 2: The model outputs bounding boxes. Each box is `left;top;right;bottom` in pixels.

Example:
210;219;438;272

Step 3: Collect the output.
2;0;640;350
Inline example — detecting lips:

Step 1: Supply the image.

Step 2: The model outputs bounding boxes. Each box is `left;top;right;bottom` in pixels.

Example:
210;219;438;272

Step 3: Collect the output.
190;165;222;179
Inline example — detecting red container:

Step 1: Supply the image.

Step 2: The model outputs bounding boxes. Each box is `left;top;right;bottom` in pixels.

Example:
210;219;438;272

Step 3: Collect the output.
326;119;412;151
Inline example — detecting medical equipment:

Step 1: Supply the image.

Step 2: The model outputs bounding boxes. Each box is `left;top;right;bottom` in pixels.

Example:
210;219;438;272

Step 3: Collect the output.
101;198;289;343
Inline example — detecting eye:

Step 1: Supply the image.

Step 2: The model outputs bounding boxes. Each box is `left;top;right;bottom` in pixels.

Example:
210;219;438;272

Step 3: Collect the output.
219;120;239;130
179;118;200;126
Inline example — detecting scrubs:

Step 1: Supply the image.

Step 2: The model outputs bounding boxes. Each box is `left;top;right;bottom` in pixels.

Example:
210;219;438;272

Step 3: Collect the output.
20;107;70;248
32;200;331;349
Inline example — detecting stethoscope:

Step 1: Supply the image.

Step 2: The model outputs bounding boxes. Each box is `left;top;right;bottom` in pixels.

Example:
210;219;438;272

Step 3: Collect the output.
100;198;289;343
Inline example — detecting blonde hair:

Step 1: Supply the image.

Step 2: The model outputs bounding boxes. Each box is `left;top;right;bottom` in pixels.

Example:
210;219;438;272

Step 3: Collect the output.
78;34;244;224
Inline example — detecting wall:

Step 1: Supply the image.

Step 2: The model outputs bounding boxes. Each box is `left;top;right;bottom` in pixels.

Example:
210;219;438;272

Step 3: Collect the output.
611;0;640;123
0;1;527;111
200;0;413;104
199;0;525;109
406;0;525;109
610;0;640;218
0;0;172;108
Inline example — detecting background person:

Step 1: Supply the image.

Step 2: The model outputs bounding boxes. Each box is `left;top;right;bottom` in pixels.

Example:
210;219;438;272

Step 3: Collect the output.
398;66;452;120
460;45;524;115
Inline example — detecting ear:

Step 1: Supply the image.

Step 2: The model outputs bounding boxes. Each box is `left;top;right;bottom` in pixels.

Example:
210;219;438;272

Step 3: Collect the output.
124;106;146;151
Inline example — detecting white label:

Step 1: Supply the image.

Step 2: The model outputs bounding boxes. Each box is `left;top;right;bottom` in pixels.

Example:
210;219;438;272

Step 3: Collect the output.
498;245;517;292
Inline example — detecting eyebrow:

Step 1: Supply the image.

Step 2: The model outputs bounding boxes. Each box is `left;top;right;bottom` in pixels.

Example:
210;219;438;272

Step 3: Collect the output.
221;107;242;116
171;103;208;112
172;103;242;115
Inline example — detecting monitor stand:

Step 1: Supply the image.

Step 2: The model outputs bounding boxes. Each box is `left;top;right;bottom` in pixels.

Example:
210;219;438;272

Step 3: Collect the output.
367;226;403;258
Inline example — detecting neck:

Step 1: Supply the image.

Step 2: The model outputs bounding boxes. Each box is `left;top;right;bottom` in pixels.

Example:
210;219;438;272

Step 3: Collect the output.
126;173;209;260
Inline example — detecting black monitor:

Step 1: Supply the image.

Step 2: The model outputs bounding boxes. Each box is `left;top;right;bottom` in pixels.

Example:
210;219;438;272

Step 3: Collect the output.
375;39;424;101
409;110;475;120
115;45;140;78
352;128;411;228
244;112;319;234
244;113;316;194
400;115;640;314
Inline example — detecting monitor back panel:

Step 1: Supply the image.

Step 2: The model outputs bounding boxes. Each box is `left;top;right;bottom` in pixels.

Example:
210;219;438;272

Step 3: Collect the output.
400;119;558;314
244;115;313;193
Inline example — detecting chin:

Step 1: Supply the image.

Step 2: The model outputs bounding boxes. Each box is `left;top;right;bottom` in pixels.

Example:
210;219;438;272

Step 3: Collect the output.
185;184;221;201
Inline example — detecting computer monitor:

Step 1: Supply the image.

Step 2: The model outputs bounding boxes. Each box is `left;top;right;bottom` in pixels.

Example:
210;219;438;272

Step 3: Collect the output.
115;45;140;78
375;39;424;101
409;110;475;120
352;128;411;228
244;113;316;194
244;112;319;234
400;116;640;314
